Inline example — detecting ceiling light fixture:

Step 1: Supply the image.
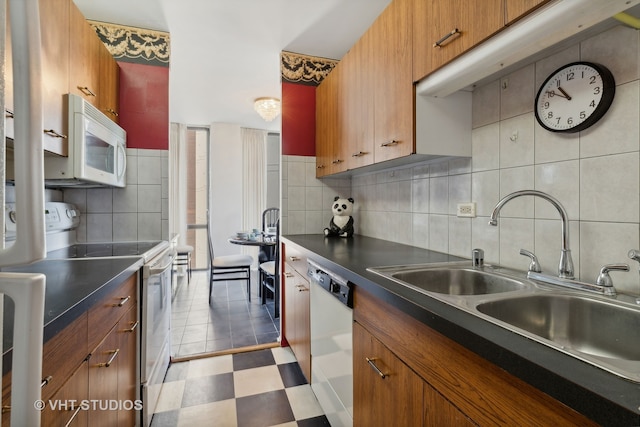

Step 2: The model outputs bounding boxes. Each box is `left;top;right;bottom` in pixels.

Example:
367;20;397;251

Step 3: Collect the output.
254;97;281;122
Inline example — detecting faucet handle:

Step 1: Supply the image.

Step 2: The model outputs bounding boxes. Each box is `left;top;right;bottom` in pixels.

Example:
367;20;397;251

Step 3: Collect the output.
519;249;542;273
628;249;640;263
596;264;629;294
471;248;484;268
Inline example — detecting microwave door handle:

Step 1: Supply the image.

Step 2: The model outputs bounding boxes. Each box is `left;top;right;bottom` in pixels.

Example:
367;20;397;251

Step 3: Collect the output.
117;143;127;180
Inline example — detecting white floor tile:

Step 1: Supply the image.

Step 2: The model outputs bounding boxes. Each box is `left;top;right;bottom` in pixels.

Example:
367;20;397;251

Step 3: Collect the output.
177;399;237;427
233;365;285;398
154;380;185;413
271;346;296;365
186;354;234;378
285;384;325;420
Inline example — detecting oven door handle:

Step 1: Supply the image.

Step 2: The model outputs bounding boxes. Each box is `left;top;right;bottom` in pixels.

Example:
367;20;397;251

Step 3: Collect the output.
149;254;175;276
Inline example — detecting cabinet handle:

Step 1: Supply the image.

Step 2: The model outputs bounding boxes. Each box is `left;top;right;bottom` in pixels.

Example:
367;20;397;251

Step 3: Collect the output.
41;375;53;388
332;159;343;164
106;108;119;117
64;405;83;427
98;348;120;367
380;140;398;147
296;284;309;292
284;272;294;278
352;151;367;157
289;256;300;262
124;321;139;333
2;406;10;414
77;86;96;97
5;109;14;118
317;164;325;169
366;357;387;379
43;129;68;139
115;296;130;307
433;28;461;48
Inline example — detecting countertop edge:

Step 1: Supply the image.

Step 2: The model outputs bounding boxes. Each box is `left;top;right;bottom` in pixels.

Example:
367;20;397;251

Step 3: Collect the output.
282;234;640;426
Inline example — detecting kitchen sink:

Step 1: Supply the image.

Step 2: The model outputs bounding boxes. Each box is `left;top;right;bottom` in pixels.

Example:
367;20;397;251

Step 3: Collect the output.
476;294;640;361
368;264;528;295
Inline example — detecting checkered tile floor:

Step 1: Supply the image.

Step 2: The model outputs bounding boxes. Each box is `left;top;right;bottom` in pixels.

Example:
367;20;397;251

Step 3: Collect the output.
150;347;330;427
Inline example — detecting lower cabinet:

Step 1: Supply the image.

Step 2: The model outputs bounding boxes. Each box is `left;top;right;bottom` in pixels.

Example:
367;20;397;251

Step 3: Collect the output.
42;361;89;427
117;305;139;426
283;264;311;382
88;325;120;426
353;286;598;426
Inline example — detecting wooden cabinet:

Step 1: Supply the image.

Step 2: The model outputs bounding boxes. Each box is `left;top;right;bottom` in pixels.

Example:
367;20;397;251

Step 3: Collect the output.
69;3;101;107
353;286;598;426
98;46;120;122
283;244;311;381
0;274;138;426
414;0;504;82
353;322;423;426
315;66;339;176
371;0;414;163
505;0;549;24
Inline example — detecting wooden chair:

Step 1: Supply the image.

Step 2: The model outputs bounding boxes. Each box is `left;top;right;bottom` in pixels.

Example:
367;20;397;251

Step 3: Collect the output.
259;218;280;318
208;225;253;305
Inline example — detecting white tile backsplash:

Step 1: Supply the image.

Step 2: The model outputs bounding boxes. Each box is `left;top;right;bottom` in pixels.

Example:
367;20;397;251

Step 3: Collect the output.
280;24;640;296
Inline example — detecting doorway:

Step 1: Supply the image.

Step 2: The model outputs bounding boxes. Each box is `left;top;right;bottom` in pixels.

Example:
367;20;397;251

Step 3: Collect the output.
171;126;281;358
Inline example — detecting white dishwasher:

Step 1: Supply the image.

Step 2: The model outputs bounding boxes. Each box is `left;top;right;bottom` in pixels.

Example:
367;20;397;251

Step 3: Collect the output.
308;260;353;427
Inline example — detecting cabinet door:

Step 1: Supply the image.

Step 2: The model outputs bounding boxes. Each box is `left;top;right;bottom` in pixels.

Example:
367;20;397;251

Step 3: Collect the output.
416;0;503;79
424;382;476;427
283;264;311;381
505;0;549;24
88;326;120;426
40;0;70;156
372;0;415;163
315;69;338;177
42;361;89;427
69;3;100;106
117;305;138;425
98;47;120;123
353;322;423;427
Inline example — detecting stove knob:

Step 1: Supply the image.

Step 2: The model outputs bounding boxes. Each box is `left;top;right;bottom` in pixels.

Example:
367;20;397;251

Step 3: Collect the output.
8;210;16;223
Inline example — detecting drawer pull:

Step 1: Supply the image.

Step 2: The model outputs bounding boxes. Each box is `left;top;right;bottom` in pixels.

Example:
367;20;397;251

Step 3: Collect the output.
41;375;53;388
43;129;68;139
352;151;367;157
77;86;96;97
2;405;10;414
380;140;398;147
433;28;460;48
296;284;309;292
115;296;130;307
317;164;325;169
366;357;387;379
124;321;139;333
65;405;83;427
5;109;14;118
98;348;120;367
289;256;300;262
331;159;343;164
284;272;295;278
106;108;119;117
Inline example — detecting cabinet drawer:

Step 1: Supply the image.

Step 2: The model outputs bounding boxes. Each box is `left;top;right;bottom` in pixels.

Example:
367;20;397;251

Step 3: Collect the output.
42;361;89;427
283;245;307;277
41;312;89;402
88;275;137;352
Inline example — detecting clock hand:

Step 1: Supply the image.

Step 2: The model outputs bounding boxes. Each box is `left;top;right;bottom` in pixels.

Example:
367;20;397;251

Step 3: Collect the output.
557;86;572;100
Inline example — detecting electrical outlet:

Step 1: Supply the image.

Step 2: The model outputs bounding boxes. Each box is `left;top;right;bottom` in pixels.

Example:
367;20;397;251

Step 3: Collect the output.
457;202;476;218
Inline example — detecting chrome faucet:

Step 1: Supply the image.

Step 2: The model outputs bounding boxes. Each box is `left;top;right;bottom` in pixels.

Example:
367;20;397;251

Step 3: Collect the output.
489;190;574;279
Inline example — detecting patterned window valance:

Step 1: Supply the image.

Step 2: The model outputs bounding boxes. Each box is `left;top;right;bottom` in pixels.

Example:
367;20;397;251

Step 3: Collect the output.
281;51;338;86
89;20;170;67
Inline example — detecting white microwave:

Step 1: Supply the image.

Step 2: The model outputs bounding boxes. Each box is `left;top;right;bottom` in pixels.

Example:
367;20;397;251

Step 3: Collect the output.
43;94;127;188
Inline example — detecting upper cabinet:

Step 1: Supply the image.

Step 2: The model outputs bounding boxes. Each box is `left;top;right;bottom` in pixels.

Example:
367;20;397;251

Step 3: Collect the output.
505;0;548;24
413;0;504;83
4;0;120;156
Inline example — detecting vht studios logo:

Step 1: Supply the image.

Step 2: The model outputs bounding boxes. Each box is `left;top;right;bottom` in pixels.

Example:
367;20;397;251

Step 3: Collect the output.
34;399;143;411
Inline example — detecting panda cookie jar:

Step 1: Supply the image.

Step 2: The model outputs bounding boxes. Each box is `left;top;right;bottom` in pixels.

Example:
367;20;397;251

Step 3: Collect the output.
324;197;355;238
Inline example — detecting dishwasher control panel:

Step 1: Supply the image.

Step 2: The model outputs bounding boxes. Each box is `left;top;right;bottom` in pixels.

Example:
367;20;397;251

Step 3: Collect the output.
308;260;353;308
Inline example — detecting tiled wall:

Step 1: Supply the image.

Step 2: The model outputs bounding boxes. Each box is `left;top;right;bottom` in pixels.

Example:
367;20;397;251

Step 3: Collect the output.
283;25;640;296
63;148;169;242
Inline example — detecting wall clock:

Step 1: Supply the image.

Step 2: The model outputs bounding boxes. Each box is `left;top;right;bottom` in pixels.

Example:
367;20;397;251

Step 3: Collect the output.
534;61;615;133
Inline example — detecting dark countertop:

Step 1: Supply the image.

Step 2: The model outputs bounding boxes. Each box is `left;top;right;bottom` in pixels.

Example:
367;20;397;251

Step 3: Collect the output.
1;257;143;375
282;234;640;426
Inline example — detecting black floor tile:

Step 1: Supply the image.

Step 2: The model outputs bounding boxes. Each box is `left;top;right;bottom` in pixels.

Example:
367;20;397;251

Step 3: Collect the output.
181;373;235;407
232;334;258;347
236;389;295;427
256;331;280;345
297;415;332;427
279;362;308;388
233;348;276;371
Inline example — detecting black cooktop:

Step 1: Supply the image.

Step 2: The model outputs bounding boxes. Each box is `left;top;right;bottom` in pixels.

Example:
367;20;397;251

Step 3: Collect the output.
47;241;164;259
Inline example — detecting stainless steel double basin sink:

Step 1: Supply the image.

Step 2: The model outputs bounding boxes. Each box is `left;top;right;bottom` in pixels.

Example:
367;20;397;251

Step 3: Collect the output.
367;262;640;382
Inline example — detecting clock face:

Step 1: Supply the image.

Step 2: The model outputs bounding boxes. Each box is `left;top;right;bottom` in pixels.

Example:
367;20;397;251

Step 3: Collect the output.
534;62;615;133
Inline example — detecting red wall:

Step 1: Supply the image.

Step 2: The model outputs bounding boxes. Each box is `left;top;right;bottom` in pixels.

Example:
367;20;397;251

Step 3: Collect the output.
118;62;169;150
281;82;316;156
